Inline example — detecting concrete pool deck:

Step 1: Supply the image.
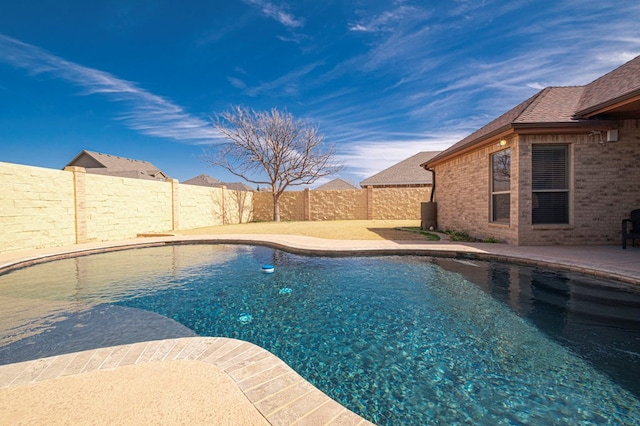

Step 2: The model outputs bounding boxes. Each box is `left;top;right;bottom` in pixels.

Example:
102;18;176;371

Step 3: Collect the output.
1;232;640;424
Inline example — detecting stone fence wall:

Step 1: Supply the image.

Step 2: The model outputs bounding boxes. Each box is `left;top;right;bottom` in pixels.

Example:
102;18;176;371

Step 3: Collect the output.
253;187;432;221
0;162;253;253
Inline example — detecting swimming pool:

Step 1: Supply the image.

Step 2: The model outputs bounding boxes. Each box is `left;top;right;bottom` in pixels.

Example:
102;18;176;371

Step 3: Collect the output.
1;244;639;424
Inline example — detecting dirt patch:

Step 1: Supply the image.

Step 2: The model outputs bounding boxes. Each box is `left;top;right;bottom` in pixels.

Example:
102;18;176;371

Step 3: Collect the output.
176;220;425;241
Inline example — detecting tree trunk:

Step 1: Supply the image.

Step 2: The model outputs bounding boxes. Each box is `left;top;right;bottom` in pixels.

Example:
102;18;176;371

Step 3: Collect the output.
273;192;281;222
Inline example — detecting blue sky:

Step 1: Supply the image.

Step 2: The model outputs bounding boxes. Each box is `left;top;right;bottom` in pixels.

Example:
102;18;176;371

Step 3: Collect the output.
1;1;639;187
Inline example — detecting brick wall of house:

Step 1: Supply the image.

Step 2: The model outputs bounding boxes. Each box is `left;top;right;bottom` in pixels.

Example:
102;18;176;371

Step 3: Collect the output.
433;142;517;243
517;121;640;245
433;119;640;245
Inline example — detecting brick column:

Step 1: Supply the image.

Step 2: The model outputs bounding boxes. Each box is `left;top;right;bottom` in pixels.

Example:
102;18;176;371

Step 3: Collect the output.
221;185;227;225
170;179;180;231
366;186;374;220
64;166;88;244
304;188;311;221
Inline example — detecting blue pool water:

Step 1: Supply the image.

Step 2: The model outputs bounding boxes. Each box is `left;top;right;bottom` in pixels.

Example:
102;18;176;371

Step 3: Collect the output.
1;244;640;424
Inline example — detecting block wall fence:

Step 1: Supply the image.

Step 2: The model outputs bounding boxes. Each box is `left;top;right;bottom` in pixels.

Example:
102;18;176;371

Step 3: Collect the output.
1;161;431;254
0;162;252;253
252;187;432;221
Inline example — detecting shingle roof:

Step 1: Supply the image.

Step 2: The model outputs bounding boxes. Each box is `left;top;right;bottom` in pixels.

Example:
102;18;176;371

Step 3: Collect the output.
426;87;586;165
225;182;254;191
576;55;640;116
183;174;224;186
360;151;439;187
66;150;169;180
314;178;358;190
425;55;640;167
183;174;253;191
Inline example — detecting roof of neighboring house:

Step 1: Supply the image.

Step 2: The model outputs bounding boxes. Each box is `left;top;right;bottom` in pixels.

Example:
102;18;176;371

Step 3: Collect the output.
65;150;169;180
314;178;358;190
183;174;253;191
225;182;254;191
183;174;224;187
424;55;640;167
359;151;439;187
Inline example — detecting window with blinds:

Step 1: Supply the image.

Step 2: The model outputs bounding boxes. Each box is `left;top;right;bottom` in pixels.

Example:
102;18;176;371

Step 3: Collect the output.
532;145;569;224
491;148;511;223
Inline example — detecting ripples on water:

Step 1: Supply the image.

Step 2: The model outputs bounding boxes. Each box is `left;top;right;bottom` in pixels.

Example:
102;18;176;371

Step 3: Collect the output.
1;244;639;424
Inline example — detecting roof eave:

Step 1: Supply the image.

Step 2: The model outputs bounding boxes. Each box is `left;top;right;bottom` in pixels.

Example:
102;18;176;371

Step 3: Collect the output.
422;121;615;169
421;124;513;168
575;90;640;118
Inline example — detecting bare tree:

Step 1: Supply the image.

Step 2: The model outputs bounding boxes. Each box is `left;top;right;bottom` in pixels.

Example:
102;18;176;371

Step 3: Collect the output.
206;106;342;221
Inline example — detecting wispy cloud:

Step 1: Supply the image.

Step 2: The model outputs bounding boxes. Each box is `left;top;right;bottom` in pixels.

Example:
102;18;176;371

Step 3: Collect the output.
242;0;304;28
244;61;323;97
0;34;220;144
348;5;417;33
338;132;462;180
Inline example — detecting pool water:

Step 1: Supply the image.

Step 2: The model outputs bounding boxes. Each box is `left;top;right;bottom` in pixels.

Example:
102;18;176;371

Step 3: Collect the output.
1;244;640;424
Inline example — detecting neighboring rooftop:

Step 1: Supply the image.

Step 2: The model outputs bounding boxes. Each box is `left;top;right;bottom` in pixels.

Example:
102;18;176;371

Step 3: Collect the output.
65;150;169;181
183;174;223;187
183;174;253;191
360;151;440;188
314;178;358;191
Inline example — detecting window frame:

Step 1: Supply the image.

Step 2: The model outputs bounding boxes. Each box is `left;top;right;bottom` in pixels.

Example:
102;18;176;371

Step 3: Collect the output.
490;148;511;224
531;144;571;225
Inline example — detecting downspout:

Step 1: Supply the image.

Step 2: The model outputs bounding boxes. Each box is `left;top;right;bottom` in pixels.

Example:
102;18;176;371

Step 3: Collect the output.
427;167;435;202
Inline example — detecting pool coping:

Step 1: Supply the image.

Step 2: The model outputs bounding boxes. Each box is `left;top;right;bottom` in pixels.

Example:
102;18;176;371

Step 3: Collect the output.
2;234;640;285
2;234;640;424
0;337;370;425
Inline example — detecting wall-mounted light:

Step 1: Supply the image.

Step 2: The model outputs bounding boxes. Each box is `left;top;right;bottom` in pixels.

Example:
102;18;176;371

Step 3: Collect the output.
589;129;618;145
498;139;507;147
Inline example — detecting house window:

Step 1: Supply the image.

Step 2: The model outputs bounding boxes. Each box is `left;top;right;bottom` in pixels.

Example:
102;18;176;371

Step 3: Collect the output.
532;145;569;224
491;148;511;223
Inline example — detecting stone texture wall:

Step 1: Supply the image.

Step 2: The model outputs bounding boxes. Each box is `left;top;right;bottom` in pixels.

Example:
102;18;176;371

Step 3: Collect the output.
175;183;224;230
84;173;174;241
432;118;640;245
252;191;306;221
310;189;368;220
372;187;432;220
222;187;254;224
252;191;274;221
252;187;432;221
0;162;77;252
1;163;253;253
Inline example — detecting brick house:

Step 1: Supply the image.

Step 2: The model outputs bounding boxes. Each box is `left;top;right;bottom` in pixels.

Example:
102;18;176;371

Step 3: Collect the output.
360;151;439;188
66;150;169;181
422;55;640;245
183;174;253;191
314;178;358;190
